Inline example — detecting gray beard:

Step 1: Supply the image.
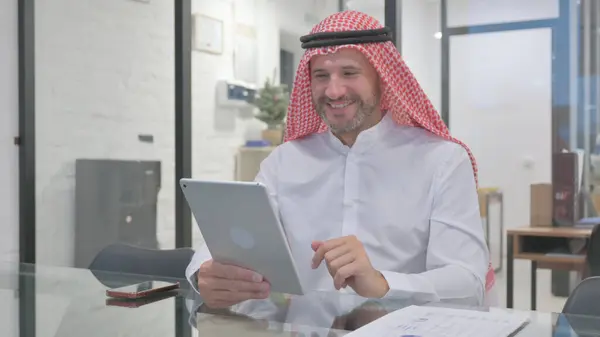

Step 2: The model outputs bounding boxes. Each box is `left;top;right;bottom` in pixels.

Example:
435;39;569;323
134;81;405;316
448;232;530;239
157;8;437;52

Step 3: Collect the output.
316;99;378;134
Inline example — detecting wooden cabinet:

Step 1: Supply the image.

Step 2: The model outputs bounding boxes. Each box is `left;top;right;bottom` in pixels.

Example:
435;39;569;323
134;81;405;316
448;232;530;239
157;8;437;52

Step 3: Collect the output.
234;146;275;181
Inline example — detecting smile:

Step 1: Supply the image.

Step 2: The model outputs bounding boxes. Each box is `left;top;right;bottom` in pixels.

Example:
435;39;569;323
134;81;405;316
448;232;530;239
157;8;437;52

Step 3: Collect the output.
328;101;354;109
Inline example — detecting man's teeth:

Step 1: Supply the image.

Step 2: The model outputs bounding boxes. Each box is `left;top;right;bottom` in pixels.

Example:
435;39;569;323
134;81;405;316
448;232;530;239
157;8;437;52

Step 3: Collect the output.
329;101;353;109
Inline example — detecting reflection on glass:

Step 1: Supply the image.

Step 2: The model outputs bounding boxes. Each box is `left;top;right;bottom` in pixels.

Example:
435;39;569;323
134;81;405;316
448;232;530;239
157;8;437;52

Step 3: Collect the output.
35;0;176;268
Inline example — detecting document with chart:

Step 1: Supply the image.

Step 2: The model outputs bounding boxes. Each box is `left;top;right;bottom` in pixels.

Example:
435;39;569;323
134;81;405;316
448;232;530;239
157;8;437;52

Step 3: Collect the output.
346;305;530;337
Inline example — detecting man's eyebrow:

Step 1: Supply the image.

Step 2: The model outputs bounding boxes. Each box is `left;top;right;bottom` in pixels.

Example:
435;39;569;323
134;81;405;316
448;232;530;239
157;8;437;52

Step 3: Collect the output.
312;65;361;73
341;65;361;71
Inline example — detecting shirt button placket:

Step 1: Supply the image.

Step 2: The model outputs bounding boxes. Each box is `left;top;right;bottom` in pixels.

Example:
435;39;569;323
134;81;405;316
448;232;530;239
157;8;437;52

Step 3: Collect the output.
342;152;359;236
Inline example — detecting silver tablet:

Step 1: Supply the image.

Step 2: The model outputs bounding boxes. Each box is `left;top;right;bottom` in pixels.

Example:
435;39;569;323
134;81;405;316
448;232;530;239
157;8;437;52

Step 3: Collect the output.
179;178;305;295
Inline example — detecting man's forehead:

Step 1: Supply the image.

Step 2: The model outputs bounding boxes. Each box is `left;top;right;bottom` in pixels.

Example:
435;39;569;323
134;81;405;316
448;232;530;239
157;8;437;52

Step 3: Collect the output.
309;49;369;69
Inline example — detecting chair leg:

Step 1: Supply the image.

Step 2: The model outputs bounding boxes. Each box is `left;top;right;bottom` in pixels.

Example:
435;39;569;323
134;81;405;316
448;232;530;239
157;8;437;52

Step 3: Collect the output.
531;261;537;310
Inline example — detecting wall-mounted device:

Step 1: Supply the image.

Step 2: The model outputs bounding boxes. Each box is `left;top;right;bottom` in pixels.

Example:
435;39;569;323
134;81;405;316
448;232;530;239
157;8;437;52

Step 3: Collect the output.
215;79;257;118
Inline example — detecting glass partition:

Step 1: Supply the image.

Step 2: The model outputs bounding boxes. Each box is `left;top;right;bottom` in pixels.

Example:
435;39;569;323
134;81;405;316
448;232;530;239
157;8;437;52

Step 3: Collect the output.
35;0;176;267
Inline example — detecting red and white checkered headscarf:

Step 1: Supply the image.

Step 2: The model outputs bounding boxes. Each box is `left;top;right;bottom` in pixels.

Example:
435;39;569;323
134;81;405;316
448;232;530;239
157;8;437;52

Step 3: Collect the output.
284;10;496;295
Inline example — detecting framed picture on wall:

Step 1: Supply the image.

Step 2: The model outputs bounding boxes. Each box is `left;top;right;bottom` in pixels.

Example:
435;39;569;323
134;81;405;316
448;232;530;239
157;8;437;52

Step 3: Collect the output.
192;13;223;55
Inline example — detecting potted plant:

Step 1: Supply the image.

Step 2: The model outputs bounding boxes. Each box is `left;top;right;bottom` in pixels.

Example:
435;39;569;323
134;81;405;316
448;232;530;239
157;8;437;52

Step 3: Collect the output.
252;73;289;146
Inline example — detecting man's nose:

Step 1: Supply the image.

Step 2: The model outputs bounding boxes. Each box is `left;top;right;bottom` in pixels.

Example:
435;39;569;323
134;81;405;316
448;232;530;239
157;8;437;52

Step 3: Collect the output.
325;77;346;100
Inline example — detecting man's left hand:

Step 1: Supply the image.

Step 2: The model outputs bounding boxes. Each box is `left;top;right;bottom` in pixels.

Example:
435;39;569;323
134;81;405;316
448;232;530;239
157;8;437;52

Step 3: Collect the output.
311;235;389;298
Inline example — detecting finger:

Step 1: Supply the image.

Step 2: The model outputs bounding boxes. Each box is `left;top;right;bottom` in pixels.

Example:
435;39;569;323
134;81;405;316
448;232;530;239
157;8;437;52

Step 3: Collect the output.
208;278;270;293
211;289;270;303
311;241;325;251
204;299;238;309
327;251;355;275
208;262;263;282
254;319;270;330
198;276;269;298
312;239;345;268
324;245;352;265
322;249;353;280
334;263;359;290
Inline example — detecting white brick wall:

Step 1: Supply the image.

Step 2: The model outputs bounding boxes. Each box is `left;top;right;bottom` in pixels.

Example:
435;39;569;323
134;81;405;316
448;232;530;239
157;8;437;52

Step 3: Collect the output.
0;1;19;335
35;0;177;266
34;0;341;266
0;0;19;265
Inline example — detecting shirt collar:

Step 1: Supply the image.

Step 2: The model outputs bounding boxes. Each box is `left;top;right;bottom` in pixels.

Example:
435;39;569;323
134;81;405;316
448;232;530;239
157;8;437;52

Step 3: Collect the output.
326;112;394;155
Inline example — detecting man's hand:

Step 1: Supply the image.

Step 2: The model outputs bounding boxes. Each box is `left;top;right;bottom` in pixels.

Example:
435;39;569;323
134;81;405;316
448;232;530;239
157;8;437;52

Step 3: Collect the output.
197;259;271;309
311;235;389;298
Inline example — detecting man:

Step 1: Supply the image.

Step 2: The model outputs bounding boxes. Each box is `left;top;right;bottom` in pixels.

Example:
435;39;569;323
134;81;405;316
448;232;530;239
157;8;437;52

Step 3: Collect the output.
186;10;496;309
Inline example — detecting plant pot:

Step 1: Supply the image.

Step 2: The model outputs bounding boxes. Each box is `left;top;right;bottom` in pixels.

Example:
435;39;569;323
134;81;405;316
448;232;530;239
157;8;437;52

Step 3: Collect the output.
262;128;283;146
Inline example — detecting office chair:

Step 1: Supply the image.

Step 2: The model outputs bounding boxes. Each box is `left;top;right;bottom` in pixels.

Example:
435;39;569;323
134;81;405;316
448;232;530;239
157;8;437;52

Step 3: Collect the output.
560;276;600;336
562;276;600;317
88;243;194;288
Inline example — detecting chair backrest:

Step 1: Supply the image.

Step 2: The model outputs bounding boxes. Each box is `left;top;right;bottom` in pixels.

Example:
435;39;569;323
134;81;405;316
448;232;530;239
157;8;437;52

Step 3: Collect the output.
88;243;194;282
562;276;600;317
587;225;600;276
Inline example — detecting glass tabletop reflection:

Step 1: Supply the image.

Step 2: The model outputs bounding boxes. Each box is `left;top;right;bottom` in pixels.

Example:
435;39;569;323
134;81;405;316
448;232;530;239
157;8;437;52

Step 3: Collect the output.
1;263;599;337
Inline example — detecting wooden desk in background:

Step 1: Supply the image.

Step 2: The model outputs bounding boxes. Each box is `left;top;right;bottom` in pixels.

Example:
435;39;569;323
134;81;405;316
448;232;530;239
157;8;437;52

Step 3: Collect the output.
506;226;592;310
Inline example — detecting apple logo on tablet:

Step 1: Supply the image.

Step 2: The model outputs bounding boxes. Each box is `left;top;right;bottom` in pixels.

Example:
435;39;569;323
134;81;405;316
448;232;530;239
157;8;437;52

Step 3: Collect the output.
230;227;255;249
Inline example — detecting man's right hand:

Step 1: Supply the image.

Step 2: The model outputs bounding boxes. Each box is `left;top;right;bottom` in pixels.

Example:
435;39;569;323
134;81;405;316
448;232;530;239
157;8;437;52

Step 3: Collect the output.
197;259;271;309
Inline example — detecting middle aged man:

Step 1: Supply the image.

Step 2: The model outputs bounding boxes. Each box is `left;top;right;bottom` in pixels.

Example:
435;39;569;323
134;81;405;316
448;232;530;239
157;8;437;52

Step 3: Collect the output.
186;10;495;309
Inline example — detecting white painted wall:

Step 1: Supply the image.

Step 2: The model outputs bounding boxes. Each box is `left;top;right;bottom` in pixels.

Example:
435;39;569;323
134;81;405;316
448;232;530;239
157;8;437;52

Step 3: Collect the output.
0;0;19;335
401;0;557;235
450;28;553;230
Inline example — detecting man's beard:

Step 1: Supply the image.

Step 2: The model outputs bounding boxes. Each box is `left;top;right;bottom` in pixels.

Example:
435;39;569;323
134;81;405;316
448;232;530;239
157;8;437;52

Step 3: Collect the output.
314;94;379;134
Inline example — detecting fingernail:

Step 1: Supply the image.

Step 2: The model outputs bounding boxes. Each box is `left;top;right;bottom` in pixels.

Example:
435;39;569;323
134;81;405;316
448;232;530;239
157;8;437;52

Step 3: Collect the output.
253;273;263;282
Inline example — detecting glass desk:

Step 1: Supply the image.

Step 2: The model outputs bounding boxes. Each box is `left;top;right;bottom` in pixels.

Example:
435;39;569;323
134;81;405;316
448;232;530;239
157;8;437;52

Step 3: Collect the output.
1;263;598;337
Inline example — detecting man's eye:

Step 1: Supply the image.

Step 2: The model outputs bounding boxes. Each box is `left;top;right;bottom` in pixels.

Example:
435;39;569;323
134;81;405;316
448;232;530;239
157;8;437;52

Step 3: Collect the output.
315;73;328;79
344;72;358;76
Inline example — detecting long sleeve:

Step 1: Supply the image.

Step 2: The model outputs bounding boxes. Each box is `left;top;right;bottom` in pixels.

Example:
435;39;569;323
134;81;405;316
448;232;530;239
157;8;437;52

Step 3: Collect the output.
184;147;282;295
185;243;211;294
379;145;489;306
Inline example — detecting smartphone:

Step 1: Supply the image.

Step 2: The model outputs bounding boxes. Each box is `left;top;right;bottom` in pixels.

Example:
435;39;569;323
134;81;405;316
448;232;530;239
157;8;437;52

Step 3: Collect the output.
106;281;180;299
106;290;178;308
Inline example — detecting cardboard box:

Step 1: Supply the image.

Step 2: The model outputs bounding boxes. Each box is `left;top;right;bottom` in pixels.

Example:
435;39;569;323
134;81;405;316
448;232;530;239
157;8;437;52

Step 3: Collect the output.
530;183;553;227
477;188;499;218
593;193;600;214
478;191;487;217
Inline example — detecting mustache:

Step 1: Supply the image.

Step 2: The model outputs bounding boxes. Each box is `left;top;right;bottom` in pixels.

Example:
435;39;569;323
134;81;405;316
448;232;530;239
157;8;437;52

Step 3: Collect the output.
316;94;361;105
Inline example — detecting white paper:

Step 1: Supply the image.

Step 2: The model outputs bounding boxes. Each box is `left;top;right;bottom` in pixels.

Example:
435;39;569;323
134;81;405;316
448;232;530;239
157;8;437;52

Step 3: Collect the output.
345;305;530;337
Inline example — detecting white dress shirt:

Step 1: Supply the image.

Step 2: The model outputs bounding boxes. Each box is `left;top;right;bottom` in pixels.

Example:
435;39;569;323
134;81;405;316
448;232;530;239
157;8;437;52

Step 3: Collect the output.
186;113;490;306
